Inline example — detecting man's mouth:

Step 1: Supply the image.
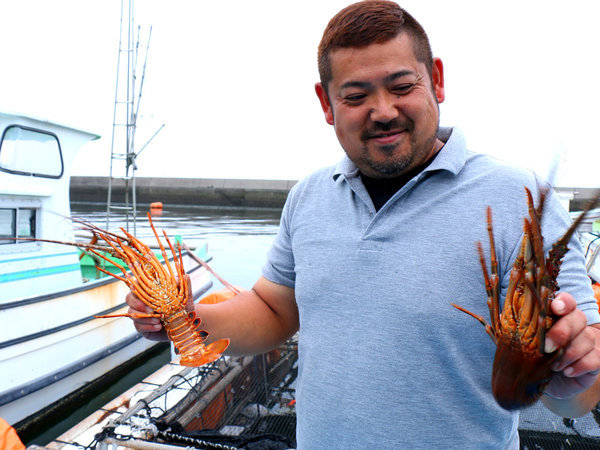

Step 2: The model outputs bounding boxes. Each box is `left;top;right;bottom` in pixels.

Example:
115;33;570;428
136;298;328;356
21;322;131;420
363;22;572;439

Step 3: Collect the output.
364;130;405;145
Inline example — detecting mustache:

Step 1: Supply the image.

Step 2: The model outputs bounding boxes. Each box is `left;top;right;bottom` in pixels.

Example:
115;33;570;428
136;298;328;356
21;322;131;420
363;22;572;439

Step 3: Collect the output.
361;119;413;140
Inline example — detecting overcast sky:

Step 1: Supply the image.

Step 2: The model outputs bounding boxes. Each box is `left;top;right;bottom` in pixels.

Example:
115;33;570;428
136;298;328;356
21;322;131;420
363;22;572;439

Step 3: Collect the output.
1;0;599;186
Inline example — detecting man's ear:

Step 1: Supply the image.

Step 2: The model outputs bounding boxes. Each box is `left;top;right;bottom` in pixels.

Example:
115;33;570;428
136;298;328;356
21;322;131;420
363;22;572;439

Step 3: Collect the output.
315;82;334;125
431;57;445;103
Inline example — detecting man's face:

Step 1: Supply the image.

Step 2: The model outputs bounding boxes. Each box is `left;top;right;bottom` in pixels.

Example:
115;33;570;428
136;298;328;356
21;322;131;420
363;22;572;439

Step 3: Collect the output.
315;33;445;179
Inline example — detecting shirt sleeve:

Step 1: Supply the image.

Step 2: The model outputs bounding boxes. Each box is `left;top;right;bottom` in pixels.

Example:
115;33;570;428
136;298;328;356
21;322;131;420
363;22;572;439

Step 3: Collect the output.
261;185;298;289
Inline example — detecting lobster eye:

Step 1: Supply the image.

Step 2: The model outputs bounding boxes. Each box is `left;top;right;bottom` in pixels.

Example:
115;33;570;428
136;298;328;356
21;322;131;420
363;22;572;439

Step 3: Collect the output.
174;347;180;354
199;330;208;338
188;312;195;319
193;318;200;326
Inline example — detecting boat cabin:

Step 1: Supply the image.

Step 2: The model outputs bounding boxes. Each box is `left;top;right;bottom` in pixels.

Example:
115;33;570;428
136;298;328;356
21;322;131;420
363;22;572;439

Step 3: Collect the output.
0;112;99;300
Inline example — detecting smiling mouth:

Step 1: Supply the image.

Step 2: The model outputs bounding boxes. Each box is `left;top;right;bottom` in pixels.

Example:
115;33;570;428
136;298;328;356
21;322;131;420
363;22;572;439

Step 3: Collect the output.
365;130;405;145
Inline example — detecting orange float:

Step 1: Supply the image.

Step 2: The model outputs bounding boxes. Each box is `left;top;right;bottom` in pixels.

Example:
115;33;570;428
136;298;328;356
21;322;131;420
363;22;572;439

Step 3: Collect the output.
199;288;239;305
592;282;600;311
0;417;25;450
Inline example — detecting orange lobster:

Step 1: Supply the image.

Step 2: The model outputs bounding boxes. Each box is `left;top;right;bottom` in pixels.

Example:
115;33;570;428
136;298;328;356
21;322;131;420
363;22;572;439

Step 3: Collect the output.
452;187;599;410
45;214;231;367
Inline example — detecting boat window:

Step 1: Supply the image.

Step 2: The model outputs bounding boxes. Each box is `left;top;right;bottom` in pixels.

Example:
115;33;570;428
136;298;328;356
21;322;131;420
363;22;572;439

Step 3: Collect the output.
0;207;37;244
0;125;63;178
18;208;36;238
0;209;16;244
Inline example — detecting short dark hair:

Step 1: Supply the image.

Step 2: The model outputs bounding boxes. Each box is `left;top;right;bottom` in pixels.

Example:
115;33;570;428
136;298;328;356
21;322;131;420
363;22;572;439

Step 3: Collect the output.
318;1;433;91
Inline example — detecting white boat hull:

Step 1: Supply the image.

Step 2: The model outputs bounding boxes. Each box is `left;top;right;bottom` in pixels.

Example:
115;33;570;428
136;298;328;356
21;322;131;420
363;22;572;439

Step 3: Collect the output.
0;251;212;427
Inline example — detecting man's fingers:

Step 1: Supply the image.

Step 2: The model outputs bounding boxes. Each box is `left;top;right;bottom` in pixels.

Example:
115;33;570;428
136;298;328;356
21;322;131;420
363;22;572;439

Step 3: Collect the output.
552;293;576;316
125;291;147;311
552;327;598;374
545;307;587;352
184;274;195;313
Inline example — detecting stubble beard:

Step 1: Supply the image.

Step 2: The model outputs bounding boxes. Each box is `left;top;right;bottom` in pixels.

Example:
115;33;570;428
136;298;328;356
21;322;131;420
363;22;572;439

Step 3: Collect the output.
361;124;439;178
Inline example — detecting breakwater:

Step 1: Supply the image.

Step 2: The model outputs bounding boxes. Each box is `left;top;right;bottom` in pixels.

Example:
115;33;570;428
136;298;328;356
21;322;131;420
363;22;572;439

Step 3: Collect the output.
70;177;596;211
70;177;297;209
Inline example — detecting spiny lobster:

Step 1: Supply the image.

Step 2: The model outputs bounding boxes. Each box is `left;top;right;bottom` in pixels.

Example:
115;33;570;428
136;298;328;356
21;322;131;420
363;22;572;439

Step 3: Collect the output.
452;187;600;410
33;214;230;367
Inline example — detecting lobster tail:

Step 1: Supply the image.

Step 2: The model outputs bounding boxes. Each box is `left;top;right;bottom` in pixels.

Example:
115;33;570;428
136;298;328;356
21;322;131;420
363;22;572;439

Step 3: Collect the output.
164;310;230;367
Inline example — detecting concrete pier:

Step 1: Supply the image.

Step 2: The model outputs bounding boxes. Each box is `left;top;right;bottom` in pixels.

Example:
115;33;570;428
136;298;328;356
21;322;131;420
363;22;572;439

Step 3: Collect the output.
70;176;297;209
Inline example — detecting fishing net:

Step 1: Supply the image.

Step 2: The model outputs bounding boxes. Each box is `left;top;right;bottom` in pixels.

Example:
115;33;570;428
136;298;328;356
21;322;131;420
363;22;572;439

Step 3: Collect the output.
519;403;600;449
86;338;298;450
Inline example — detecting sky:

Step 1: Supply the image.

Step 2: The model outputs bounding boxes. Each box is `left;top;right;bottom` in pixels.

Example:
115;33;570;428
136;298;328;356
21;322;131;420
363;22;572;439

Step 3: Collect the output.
1;0;599;187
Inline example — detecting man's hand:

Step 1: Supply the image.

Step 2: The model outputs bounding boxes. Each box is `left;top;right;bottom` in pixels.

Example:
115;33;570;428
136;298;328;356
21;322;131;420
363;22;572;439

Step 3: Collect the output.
124;275;194;342
543;292;600;401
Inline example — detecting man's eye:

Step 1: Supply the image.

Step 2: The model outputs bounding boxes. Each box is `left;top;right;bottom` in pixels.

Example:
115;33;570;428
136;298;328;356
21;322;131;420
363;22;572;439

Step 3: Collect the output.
344;94;366;103
393;84;414;95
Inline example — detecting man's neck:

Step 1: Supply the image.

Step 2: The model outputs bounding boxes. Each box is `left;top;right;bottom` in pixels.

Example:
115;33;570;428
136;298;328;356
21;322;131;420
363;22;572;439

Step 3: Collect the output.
360;151;438;211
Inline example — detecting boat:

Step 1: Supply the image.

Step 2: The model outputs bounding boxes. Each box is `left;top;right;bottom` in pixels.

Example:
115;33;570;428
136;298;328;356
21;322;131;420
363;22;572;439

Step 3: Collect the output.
0;111;213;433
38;334;299;450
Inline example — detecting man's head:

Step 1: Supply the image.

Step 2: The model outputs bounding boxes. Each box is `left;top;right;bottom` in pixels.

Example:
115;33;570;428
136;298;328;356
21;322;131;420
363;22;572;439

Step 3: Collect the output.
314;1;445;179
318;1;433;94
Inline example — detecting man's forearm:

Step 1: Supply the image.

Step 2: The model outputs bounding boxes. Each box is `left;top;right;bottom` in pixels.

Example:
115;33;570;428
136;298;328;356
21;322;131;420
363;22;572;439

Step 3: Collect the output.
541;377;600;418
541;323;600;417
196;279;299;356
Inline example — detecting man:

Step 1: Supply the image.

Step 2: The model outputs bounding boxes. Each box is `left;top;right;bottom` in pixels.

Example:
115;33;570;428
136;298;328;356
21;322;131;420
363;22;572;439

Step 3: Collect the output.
128;1;600;447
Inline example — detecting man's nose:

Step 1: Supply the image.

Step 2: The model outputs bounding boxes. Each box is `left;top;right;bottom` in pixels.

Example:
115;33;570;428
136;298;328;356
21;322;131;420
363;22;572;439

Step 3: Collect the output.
369;93;399;123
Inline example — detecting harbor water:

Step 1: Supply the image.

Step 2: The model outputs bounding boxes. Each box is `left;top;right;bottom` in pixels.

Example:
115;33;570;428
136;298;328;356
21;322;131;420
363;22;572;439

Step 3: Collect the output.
25;203;282;446
70;202;283;291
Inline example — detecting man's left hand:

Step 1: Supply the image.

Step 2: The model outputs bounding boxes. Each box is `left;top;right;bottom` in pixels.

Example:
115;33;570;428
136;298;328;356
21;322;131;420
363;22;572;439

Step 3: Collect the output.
543;292;600;399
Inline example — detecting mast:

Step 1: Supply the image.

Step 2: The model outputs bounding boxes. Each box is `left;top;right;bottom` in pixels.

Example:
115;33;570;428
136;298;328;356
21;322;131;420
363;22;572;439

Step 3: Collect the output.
106;0;154;236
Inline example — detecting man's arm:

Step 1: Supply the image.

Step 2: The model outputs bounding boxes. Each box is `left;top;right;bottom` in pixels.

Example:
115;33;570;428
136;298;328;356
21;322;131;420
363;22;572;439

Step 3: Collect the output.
126;276;299;357
541;293;600;417
195;276;299;356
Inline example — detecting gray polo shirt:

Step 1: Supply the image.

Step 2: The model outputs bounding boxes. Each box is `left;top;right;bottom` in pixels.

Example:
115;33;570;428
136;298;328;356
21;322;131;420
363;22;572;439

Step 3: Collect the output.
263;127;599;449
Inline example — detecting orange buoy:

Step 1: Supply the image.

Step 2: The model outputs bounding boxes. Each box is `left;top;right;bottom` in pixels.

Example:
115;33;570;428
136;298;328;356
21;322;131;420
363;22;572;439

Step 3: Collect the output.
0;417;25;450
592;282;600;311
150;202;163;209
199;288;239;305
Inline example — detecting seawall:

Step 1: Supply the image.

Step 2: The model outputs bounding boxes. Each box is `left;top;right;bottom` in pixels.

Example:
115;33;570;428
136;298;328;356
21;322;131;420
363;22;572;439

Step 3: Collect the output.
70;177;596;211
70;176;297;209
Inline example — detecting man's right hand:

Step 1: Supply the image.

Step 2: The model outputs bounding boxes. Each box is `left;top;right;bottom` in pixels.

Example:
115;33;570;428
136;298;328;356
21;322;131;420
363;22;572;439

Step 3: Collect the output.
125;291;168;341
124;274;195;341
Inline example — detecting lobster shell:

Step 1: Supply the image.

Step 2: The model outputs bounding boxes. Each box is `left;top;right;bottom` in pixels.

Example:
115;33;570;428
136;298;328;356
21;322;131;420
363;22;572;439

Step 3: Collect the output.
492;338;562;410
